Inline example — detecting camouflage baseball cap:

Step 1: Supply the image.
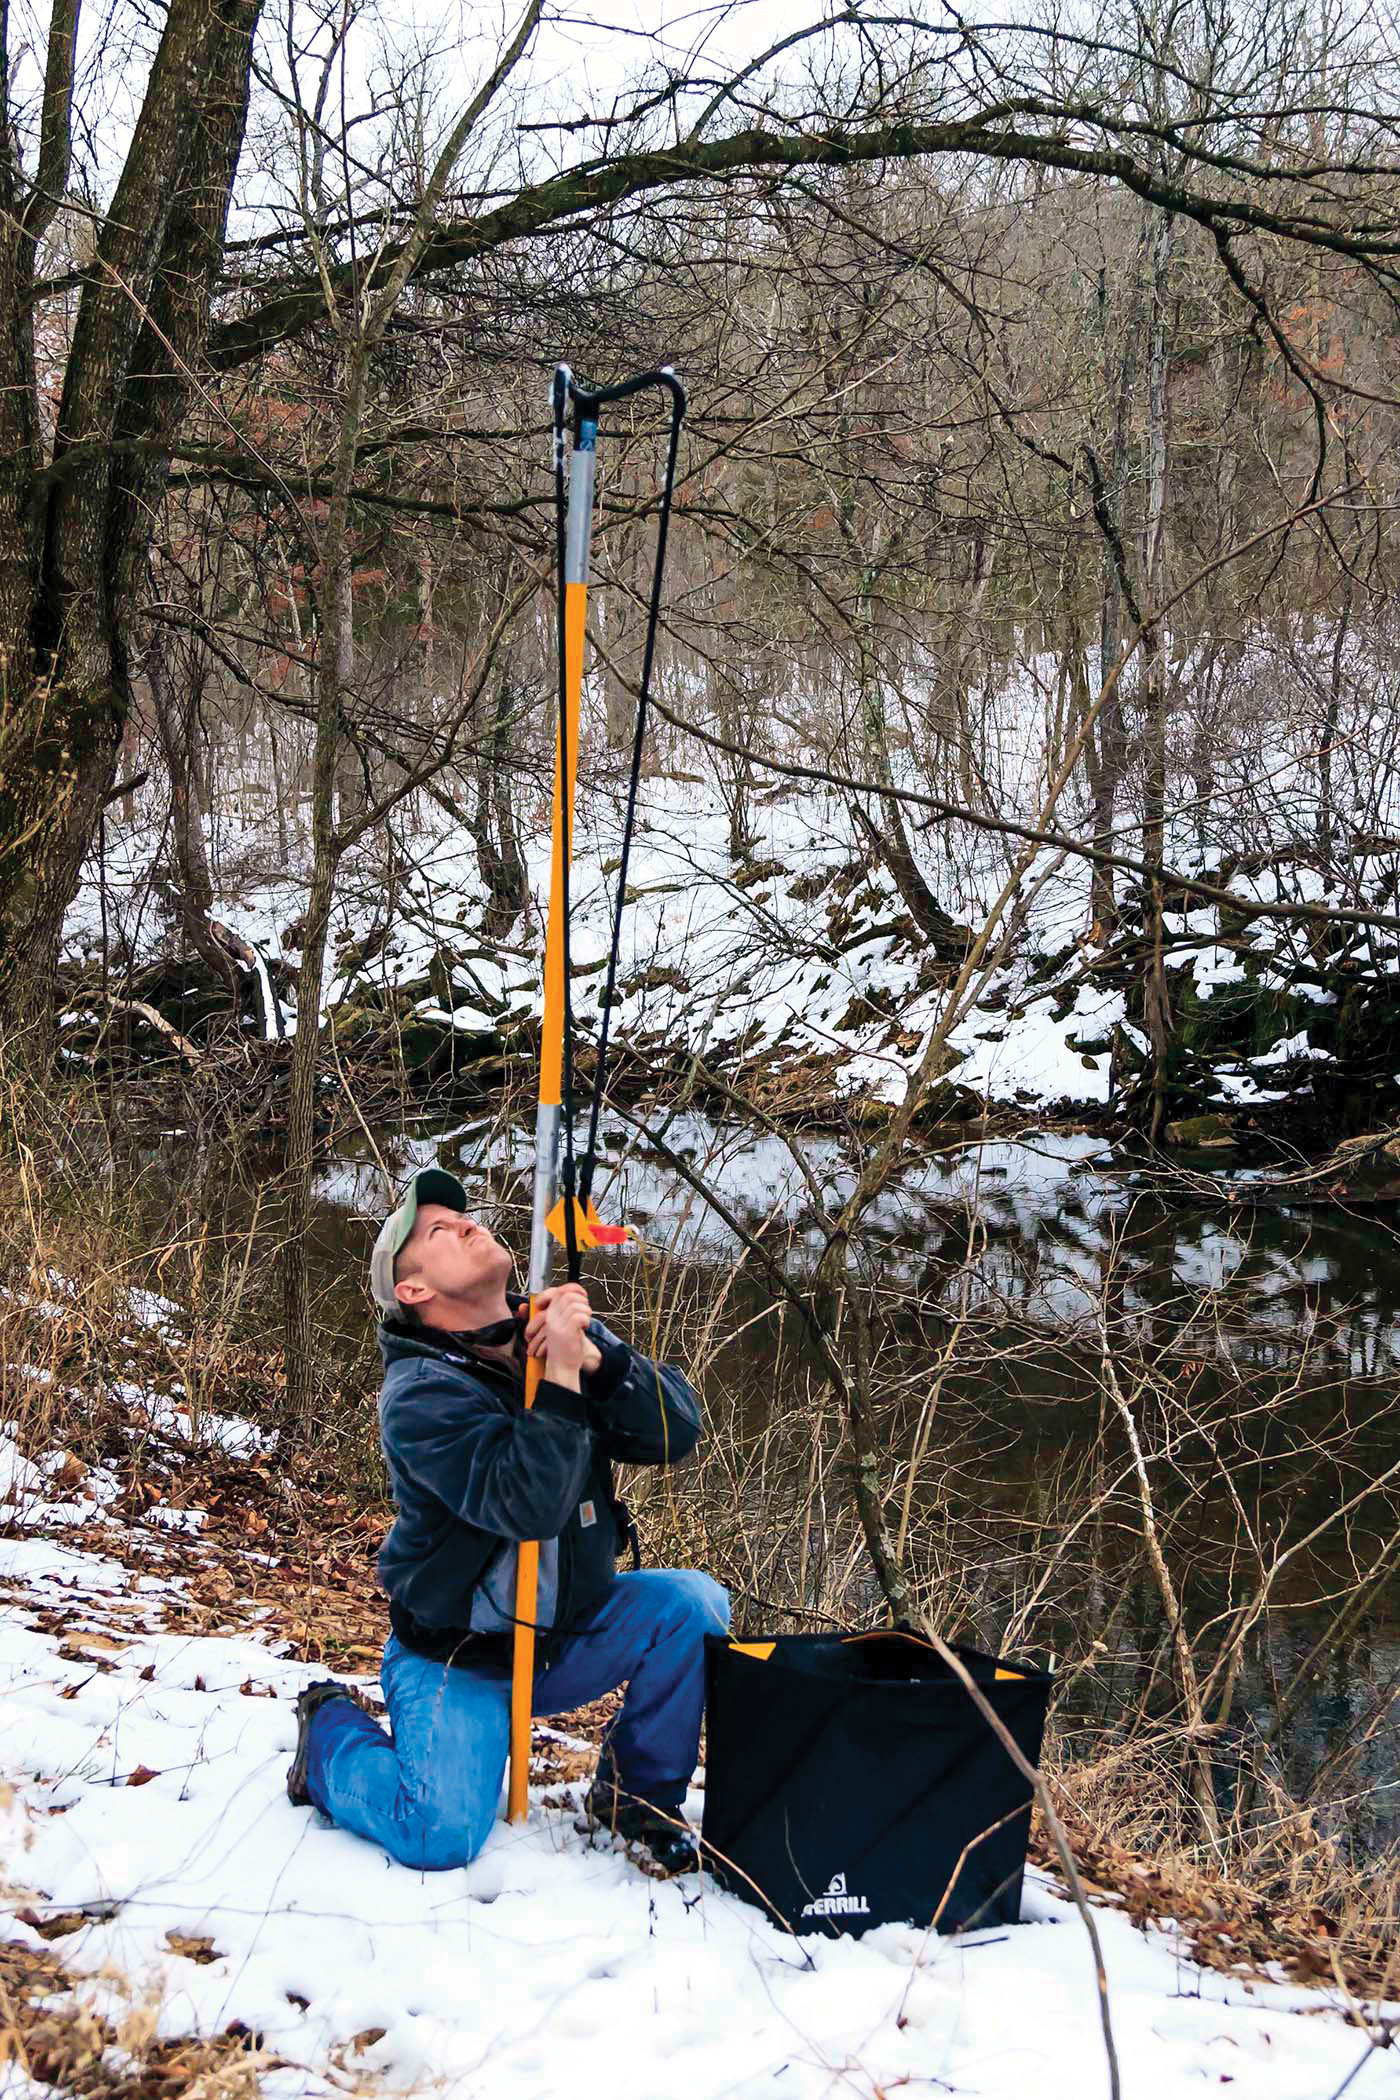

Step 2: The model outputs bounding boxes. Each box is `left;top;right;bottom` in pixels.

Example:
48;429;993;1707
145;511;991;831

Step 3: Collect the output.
369;1168;468;1317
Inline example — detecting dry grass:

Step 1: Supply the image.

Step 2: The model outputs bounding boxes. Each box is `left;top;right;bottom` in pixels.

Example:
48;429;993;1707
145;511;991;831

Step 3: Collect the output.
0;1931;266;2100
1040;1735;1400;2005
0;1091;392;1673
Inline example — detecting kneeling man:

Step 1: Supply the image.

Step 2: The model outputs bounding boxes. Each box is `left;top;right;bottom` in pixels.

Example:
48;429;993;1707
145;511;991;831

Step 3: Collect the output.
288;1167;728;1873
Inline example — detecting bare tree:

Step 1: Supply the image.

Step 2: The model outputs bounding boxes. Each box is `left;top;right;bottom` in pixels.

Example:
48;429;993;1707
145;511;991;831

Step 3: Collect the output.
7;0;1400;1060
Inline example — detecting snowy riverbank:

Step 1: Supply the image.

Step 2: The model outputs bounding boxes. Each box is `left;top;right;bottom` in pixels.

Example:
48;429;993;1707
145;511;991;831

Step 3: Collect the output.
63;666;1400;1135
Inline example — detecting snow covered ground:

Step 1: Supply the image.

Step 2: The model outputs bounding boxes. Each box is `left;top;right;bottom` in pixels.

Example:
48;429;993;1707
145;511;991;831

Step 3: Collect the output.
71;759;1119;1104
66;640;1400;1114
3;1317;1398;2100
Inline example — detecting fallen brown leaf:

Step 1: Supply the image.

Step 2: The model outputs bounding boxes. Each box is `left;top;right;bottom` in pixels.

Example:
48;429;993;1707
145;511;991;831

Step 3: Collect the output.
15;1909;89;1941
165;1931;220;1965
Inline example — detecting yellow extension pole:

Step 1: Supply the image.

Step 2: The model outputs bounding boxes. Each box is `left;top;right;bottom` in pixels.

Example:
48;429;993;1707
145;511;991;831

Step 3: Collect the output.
507;386;595;1825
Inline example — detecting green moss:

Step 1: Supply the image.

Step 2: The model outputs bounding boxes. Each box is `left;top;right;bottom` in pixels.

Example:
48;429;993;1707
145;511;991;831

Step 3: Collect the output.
1165;1113;1236;1148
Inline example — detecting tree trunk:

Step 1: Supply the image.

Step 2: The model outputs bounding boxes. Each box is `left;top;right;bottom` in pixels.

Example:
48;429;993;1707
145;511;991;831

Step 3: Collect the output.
282;833;338;1432
147;627;237;995
417;542;435;709
1092;556;1125;938
600;524;638;752
1140;208;1174;1145
474;654;527;936
0;0;260;1055
283;361;366;1432
490;684;527;929
1086;246;1149;943
332;557;367;831
938;541;994;811
854;561;967;958
1187;641;1222;854
0;149;39;708
1318;588;1350;866
725;758;754;863
268;720;292;859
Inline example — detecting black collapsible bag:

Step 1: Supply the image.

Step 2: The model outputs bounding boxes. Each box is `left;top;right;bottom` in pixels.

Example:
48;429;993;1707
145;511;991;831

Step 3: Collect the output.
700;1630;1051;1937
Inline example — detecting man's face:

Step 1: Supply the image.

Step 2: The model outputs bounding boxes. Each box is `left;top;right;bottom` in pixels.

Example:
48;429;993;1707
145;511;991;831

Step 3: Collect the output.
393;1202;512;1315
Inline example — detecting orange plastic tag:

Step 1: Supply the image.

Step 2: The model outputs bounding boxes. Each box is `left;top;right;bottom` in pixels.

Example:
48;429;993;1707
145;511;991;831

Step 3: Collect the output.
545;1196;631;1252
545;1196;596;1250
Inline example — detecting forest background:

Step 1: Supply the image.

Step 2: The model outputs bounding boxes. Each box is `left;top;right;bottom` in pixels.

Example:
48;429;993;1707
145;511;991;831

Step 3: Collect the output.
4;0;1400;2074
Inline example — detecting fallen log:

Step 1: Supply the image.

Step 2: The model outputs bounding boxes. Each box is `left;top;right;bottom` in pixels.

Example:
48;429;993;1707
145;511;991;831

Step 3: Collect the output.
103;999;202;1065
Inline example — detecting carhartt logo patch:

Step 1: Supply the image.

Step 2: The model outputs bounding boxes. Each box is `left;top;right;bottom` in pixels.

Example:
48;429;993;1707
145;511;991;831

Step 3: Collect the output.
801;1870;870;1920
579;1499;597;1527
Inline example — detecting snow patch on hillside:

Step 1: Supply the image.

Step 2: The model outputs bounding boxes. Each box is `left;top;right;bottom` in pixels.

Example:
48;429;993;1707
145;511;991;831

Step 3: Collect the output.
63;649;1400;1110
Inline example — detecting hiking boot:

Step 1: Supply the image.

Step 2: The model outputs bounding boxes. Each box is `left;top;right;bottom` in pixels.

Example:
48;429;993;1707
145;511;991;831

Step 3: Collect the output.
287;1678;364;1808
583;1782;700;1876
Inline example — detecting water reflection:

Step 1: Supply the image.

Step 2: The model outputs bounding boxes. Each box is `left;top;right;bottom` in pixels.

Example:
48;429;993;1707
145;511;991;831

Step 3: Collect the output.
319;1114;1400;1376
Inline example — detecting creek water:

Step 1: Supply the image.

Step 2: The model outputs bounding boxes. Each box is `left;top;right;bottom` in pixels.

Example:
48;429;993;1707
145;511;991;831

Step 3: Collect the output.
192;1111;1400;1857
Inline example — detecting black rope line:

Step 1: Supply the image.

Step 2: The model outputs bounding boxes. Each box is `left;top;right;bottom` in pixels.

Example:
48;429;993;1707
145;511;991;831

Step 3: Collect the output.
579;378;685;1219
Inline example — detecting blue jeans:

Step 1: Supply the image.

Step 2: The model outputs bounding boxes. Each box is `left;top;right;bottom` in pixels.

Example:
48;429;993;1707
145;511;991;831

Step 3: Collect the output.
303;1568;730;1871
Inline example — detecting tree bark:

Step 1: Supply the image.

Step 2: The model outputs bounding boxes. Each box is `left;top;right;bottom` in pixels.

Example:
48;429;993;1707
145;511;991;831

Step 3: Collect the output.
1318;586;1350;866
600;505;640;752
0;0;78;691
852;561;968;959
280;0;544;1424
473;655;527;935
283;365;366;1431
0;0;260;1053
1140;206;1174;1144
332;557;367;831
1085;252;1145;942
146;625;236;993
